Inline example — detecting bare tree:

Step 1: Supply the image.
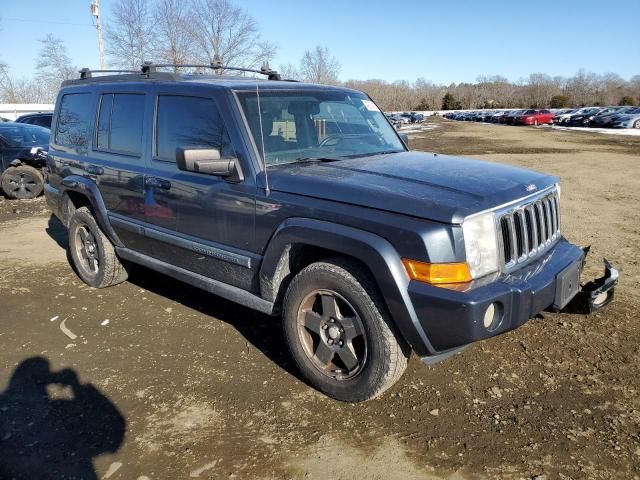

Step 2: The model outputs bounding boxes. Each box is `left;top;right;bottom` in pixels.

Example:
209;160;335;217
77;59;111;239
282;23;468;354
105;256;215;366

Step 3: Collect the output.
105;0;155;69
300;46;341;85
278;63;300;81
188;0;276;70
33;34;77;101
153;0;194;68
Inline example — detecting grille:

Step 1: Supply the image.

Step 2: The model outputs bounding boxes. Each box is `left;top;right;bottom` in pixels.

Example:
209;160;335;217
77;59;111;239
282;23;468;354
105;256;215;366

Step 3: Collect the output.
497;188;560;270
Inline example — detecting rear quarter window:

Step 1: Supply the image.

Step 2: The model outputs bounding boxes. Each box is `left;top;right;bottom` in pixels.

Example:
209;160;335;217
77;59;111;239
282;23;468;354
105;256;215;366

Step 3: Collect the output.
55;93;93;154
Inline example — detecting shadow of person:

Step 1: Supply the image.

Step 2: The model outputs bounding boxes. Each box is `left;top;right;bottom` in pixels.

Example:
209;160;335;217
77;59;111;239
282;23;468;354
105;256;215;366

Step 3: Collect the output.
45;214;68;250
0;357;126;479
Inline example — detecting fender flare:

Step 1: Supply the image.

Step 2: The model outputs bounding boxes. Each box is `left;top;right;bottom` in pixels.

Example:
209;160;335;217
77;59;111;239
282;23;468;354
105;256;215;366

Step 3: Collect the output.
260;217;436;356
59;175;123;247
8;159;24;167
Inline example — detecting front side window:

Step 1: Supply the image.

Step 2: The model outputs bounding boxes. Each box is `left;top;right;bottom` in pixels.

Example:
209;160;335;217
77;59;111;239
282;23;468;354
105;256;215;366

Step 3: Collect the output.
55;93;93;154
236;90;405;166
155;95;234;162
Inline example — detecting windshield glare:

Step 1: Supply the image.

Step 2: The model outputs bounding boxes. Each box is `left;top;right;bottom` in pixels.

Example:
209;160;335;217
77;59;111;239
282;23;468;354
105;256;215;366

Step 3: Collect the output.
237;90;405;165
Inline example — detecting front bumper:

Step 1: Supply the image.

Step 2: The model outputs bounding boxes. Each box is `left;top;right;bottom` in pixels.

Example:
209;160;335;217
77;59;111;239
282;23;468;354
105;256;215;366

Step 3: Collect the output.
412;239;617;355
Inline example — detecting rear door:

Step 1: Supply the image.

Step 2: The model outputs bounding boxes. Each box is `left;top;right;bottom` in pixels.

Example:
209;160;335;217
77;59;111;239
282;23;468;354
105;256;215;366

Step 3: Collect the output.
91;90;152;254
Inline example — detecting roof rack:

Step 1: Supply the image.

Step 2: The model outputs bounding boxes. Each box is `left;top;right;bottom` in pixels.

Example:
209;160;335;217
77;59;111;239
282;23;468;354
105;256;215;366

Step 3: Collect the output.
140;59;282;81
71;59;295;85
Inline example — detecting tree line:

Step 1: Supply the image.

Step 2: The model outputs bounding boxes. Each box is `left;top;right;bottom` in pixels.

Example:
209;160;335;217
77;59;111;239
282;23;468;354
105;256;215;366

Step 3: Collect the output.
1;1;639;110
346;72;640;112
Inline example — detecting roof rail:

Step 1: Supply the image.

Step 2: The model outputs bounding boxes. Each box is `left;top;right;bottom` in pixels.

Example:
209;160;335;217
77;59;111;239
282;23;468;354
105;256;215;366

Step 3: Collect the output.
140;58;282;81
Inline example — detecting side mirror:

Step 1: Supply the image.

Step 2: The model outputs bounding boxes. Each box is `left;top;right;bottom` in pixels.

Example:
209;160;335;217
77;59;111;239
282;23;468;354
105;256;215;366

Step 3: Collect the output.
400;133;409;148
176;148;243;182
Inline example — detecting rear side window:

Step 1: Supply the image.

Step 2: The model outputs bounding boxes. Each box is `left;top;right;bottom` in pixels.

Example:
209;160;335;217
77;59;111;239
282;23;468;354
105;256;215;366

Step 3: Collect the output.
55;93;93;154
155;95;234;162
96;93;145;156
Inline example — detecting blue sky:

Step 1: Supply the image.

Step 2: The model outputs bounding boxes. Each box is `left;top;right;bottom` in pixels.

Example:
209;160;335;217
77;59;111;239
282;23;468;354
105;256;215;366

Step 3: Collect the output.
1;0;638;83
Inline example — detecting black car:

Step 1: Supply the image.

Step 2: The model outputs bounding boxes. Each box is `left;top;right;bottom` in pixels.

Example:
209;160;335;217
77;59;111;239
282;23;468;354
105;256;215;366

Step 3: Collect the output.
44;64;617;402
15;112;53;129
0;122;50;199
566;107;604;126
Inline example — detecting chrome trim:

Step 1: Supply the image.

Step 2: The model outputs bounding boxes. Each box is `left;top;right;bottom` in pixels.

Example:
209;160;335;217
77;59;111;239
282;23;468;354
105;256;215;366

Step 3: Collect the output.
495;186;560;273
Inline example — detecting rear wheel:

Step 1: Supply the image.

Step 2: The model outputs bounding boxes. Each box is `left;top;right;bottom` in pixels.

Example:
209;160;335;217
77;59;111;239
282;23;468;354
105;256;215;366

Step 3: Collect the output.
68;206;129;288
282;259;409;402
634;120;640;129
1;165;44;199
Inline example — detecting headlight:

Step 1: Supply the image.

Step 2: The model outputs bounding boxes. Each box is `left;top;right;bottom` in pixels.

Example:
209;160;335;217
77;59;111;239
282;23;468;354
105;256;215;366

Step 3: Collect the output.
462;212;499;279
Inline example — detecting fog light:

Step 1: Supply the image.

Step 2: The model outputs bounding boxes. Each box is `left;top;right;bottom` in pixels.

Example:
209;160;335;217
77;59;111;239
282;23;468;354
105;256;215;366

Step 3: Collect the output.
483;302;500;330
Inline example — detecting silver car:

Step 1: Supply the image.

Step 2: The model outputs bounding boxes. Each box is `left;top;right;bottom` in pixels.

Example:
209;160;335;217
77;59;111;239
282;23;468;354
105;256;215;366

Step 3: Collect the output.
611;108;640;129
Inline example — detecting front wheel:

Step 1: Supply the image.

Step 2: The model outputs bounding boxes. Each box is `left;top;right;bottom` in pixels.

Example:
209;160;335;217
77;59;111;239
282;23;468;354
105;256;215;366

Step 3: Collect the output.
1;165;44;199
282;259;409;402
634;120;640;129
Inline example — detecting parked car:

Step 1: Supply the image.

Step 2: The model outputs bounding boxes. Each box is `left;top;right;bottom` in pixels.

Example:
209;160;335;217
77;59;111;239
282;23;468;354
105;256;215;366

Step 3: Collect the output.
0;122;49;199
15;112;53;129
553;109;578;124
503;110;524;125
589;106;637;128
565;107;604;127
44;65;617;402
513;109;555;126
410;112;424;123
611;108;640;129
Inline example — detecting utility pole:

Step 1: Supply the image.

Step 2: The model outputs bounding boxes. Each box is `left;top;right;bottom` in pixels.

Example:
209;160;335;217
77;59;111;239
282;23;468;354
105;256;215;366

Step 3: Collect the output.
91;0;105;70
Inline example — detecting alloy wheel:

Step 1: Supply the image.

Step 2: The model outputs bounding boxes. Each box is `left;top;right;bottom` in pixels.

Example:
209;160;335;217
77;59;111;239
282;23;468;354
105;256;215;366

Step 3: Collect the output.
4;170;38;198
74;225;100;275
296;289;367;380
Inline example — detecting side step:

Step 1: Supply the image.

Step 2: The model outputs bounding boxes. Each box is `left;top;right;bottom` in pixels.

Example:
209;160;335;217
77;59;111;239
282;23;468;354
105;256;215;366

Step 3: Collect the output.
116;247;276;315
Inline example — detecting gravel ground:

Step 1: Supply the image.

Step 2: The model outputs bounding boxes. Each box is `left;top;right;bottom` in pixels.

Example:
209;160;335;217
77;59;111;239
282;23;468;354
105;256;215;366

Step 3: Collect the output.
0;119;638;479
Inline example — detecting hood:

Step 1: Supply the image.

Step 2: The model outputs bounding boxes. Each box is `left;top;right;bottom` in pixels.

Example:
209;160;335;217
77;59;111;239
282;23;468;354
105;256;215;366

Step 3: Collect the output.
268;152;556;224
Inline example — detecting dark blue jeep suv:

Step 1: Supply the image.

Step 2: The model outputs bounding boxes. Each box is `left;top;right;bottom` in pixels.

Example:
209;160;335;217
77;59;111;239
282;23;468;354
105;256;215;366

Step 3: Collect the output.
44;65;617;402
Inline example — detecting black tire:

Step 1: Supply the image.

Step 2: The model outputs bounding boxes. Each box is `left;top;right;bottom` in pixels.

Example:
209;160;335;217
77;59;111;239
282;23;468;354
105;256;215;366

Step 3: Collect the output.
282;258;409;402
1;165;44;199
68;206;128;288
634;120;640;129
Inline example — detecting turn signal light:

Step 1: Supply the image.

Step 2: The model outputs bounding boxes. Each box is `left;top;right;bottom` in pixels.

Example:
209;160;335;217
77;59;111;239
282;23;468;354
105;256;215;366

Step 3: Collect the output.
402;259;472;284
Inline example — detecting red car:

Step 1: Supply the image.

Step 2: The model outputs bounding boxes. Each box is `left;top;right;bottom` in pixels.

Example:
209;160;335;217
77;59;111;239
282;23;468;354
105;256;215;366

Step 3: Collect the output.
514;109;555;126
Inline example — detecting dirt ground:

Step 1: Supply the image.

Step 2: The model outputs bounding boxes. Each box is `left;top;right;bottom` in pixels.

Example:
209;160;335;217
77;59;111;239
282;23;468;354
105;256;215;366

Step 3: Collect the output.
0;119;639;480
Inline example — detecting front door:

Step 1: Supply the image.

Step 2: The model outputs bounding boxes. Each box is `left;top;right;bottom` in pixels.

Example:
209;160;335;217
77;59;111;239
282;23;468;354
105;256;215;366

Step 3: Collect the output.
145;89;258;291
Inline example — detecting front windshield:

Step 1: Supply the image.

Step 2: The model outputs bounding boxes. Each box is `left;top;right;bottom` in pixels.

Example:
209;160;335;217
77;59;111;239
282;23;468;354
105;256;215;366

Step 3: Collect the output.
237;90;405;165
0;124;50;148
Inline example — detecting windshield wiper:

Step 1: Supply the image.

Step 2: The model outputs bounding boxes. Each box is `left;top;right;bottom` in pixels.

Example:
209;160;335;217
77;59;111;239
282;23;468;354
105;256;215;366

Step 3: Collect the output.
345;150;403;159
292;156;343;164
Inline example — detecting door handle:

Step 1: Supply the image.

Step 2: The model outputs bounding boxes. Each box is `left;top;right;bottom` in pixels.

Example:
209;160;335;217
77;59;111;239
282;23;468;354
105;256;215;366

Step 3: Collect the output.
145;176;171;190
85;164;104;175
62;160;77;167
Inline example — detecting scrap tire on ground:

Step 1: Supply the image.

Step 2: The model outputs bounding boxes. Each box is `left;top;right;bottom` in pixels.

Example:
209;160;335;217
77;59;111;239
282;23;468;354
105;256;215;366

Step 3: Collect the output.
68;206;129;288
1;165;44;199
282;258;410;403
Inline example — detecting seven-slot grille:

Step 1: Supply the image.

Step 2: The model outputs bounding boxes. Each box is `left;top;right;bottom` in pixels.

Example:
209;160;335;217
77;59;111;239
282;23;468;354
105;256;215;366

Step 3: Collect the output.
497;188;560;270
